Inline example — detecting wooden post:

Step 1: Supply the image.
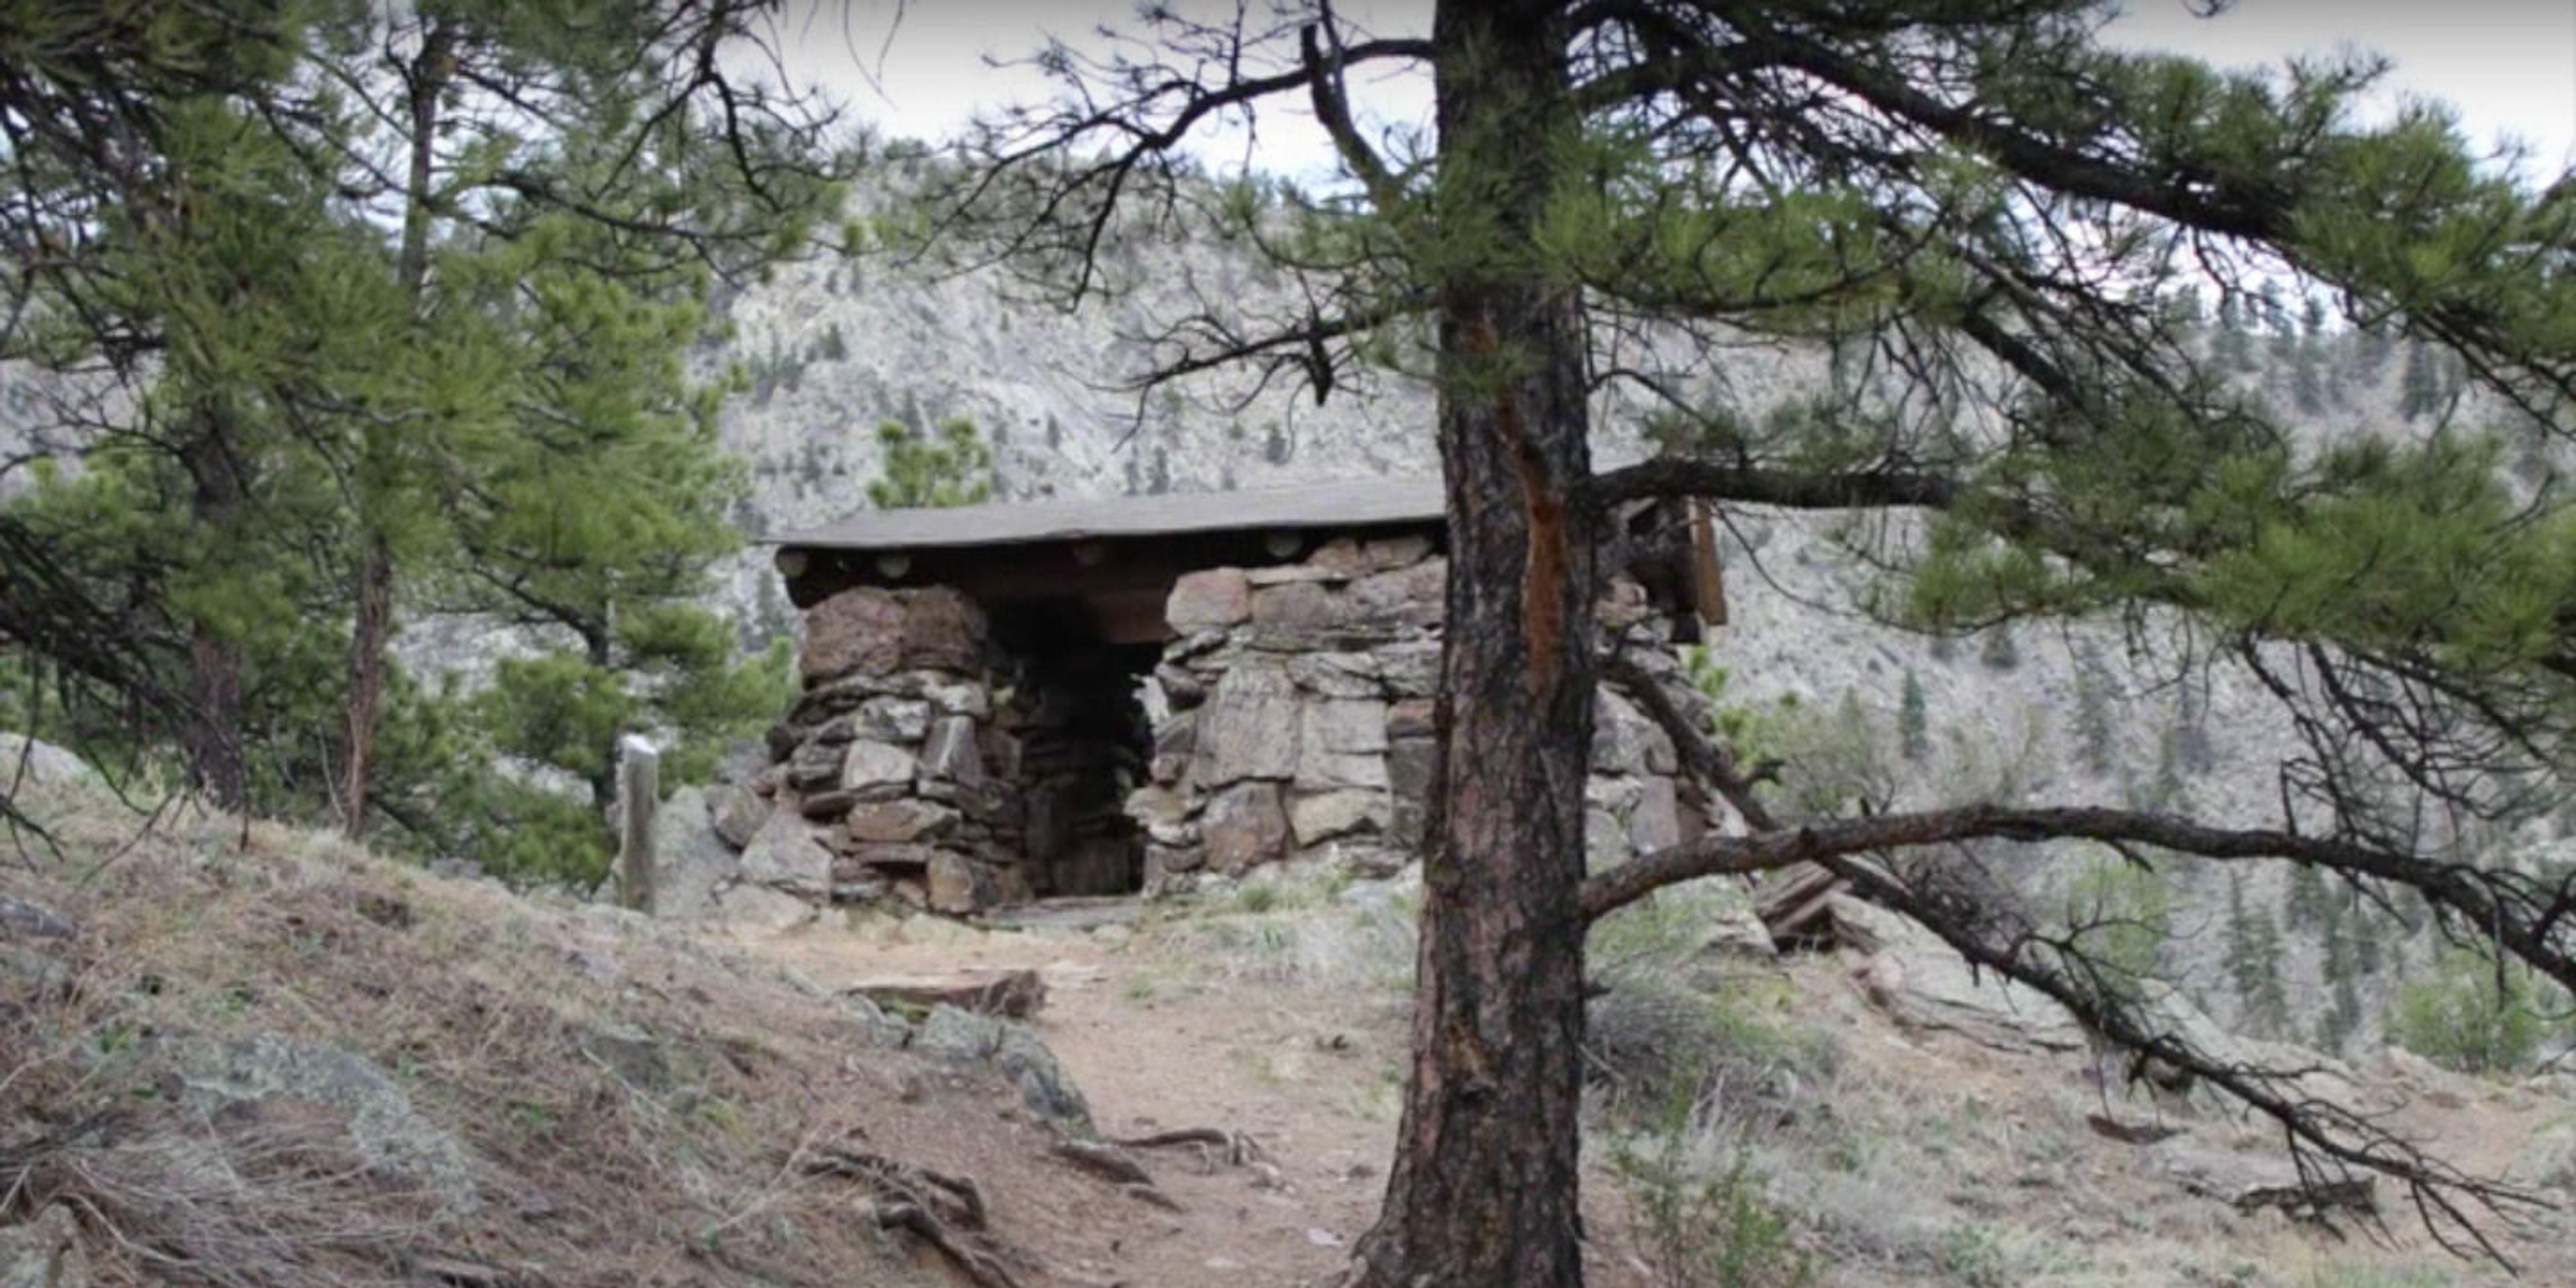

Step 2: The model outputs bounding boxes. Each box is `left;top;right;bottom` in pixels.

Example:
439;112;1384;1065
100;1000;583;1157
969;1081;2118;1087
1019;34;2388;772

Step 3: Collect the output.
615;735;659;913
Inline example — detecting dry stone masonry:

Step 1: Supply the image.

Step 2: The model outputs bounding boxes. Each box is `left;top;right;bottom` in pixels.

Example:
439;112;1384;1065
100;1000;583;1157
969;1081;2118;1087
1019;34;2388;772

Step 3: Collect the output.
679;532;1704;918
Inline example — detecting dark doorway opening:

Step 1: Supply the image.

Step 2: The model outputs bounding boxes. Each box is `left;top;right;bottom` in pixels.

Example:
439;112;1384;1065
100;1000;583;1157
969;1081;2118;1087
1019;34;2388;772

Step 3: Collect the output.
991;599;1156;898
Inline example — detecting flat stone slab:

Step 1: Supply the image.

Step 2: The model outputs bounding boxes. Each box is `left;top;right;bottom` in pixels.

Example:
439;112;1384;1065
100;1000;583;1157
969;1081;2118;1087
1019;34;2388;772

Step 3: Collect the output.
979;897;1146;933
843;968;1046;1020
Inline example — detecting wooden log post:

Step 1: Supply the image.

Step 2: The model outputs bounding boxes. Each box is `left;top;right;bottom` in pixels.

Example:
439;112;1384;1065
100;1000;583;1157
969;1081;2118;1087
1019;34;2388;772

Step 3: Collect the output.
615;735;659;913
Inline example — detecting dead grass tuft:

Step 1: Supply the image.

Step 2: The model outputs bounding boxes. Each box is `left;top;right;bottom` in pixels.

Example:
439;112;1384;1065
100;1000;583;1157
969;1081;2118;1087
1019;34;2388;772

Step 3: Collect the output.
0;778;991;1286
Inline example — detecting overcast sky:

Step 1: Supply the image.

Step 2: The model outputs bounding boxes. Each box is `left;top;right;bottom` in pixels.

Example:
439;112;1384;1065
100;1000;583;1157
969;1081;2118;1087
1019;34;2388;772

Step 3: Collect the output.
757;1;2576;187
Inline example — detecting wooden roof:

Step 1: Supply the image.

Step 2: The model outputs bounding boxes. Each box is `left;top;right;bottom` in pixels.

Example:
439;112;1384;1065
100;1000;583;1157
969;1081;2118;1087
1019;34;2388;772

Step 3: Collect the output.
765;478;1447;555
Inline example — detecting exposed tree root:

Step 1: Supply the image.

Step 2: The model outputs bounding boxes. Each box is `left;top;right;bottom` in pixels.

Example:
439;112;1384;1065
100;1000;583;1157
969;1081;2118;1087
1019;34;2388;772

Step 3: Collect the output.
1108;1126;1267;1169
804;1143;1025;1287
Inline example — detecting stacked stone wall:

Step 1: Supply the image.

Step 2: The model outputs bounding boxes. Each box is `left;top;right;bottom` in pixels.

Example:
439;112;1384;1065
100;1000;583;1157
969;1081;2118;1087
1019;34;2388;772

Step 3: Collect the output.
682;532;1705;920
702;585;1025;915
1126;533;1700;891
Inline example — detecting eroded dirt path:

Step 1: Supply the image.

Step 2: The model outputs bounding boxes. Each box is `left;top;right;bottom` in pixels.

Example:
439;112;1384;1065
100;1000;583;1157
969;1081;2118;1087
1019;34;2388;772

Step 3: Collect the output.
731;911;1417;1287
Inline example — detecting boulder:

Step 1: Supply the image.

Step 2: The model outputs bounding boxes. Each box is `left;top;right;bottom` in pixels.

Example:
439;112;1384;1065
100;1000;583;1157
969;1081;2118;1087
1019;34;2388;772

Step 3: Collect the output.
1124;784;1194;844
1307;535;1373;578
1629;775;1682;855
1583;806;1629;872
714;883;818;930
843;799;961;844
924;679;993;719
649;786;738;920
1303;698;1389;754
168;1032;478;1214
1190;665;1301;786
0;733;93;790
1362;533;1434;571
1386;698;1436;740
1831;896;2086;1054
912;1005;1092;1128
796;790;863;820
1203;781;1291;873
1286;651;1383;698
1375;642;1442;697
854;696;932;743
1291;789;1389;847
839;739;916;794
783;737;845;792
800;586;906;682
843;842;941;872
898;587;987;674
1387;737;1437;849
1349;557;1446;627
926;851;989;914
919;716;983;786
1249;580;1354;633
0;1205;88;1288
978;726;1023;780
1592;690;1654;775
1166;567;1253;633
738;810;833;898
0;896;74;943
847;969;1046;1020
1148;710;1196;784
710;784;771;849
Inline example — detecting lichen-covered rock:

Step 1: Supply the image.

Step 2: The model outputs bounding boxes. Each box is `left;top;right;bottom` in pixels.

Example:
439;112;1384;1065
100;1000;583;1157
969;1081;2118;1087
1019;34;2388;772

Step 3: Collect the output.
839;739;916;794
0;1204;88;1288
1630;775;1682;854
710;783;771;849
650;787;738;920
918;716;983;786
1190;664;1301;786
168;1032;478;1214
1166;567;1252;633
1291;788;1389;847
1283;652;1378;699
854;696;932;742
0;733;95;790
912;1005;1091;1128
1203;780;1290;873
1349;557;1446;627
1375;641;1441;697
738;810;833;898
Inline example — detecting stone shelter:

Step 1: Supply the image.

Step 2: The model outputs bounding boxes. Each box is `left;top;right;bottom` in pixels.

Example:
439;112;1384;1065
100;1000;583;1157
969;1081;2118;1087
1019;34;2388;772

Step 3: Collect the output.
690;479;1726;919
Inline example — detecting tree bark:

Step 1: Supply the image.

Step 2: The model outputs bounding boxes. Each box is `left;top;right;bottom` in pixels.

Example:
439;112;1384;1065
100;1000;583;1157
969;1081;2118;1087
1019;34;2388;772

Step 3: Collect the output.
180;420;248;811
337;20;452;839
1352;5;1597;1285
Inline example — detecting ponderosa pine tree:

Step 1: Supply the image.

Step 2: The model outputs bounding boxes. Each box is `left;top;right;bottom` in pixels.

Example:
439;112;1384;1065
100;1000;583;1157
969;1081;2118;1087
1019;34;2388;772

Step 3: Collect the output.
935;2;2576;1281
0;2;843;849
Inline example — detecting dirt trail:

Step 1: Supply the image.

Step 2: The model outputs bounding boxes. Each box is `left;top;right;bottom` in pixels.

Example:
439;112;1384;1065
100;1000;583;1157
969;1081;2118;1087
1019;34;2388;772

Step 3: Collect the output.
735;915;1405;1287
734;911;1658;1288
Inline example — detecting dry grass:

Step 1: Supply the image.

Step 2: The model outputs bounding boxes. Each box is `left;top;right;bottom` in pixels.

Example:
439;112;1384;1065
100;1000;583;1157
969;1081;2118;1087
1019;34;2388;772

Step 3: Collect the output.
0;777;1008;1287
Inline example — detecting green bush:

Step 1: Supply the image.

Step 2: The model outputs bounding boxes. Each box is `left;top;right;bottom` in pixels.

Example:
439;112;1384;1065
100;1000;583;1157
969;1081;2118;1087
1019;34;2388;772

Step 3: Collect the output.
2060;854;2171;1000
2383;946;2559;1075
1609;1116;1814;1288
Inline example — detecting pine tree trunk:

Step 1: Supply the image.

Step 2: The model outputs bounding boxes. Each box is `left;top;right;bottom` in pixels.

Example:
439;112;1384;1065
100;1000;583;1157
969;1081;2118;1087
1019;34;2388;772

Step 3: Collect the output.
337;533;391;837
338;21;452;839
180;421;248;811
1352;5;1596;1283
